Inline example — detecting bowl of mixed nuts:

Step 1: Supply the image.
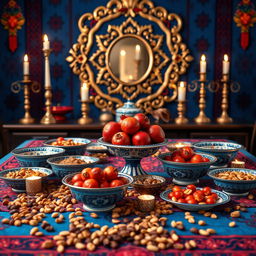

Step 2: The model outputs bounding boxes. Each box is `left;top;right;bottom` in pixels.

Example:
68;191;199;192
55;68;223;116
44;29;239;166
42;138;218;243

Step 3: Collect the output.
208;168;256;196
131;175;166;195
0;167;53;192
44;137;91;155
12;146;65;167
47;155;100;178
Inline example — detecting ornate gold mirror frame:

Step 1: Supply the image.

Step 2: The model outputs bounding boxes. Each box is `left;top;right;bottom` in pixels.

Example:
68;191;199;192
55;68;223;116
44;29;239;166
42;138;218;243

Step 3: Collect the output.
67;0;193;113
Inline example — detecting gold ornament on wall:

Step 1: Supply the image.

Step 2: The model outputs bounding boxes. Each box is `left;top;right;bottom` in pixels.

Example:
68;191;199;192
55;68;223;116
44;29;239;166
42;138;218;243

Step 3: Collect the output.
66;0;193;113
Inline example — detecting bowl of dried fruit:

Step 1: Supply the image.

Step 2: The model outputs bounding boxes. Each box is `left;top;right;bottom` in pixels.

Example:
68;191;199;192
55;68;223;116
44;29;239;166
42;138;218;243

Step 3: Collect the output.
62;166;133;212
131;175;166;195
158;146;217;185
193;141;242;167
208;168;256;196
160;185;230;211
12;146;65;167
44;137;91;155
0;167;53;192
47;155;100;178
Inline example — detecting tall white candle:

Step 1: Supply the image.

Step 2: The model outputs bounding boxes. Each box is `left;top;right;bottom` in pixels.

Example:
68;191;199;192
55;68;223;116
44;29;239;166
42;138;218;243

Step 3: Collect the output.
223;54;230;75
81;82;89;101
135;44;141;61
43;34;50;50
200;54;206;73
119;50;126;81
23;54;29;76
44;57;51;87
178;81;186;101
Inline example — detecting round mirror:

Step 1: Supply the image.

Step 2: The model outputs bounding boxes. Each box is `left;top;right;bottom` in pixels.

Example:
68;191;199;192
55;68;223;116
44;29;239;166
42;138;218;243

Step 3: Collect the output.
106;35;153;85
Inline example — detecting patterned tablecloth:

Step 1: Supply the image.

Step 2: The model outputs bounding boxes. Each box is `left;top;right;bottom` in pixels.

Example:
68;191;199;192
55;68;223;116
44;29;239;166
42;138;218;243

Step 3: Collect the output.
0;139;256;256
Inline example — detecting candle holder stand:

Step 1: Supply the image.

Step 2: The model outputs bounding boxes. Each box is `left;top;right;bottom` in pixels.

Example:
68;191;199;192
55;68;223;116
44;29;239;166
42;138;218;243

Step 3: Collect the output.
217;74;233;124
194;73;211;124
41;48;56;124
78;100;93;124
175;100;188;124
11;74;40;124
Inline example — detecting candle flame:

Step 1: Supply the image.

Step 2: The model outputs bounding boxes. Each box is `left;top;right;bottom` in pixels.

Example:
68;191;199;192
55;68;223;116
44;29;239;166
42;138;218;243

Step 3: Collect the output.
201;54;206;62
24;54;28;62
43;34;48;42
224;54;229;61
120;50;126;56
135;44;140;51
82;82;89;88
179;81;186;88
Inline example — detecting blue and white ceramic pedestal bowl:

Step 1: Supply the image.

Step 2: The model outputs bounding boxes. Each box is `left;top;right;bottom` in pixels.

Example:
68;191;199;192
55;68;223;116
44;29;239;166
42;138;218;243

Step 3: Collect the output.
208;168;256;196
193;141;242;167
158;152;217;185
0;167;53;192
62;173;133;212
98;138;168;176
160;188;230;211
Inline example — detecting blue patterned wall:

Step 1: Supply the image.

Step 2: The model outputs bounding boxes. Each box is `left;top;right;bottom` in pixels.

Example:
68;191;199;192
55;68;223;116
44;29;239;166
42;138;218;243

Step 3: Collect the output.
0;0;255;123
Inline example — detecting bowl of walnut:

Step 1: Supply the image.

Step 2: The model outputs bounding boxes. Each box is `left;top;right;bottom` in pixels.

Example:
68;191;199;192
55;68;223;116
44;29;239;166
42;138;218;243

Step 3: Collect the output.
208;168;256;196
47;155;100;178
131;175;166;195
0;167;53;192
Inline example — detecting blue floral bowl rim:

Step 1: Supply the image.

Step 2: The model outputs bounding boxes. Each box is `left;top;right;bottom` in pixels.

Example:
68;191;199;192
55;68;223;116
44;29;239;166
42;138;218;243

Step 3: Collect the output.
43;138;91;148
160;188;230;207
47;155;100;167
208;168;256;184
0;167;53;181
157;152;217;166
12;147;65;158
62;172;134;191
98;137;168;149
193;141;242;152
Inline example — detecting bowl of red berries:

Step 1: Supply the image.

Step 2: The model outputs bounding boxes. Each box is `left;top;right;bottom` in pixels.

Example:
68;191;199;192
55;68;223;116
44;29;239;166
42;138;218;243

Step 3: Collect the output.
98;113;168;176
160;184;230;211
62;165;133;212
158;146;217;185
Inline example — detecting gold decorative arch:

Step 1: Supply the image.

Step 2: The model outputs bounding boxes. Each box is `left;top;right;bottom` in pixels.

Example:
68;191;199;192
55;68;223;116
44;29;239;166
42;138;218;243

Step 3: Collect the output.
66;0;193;113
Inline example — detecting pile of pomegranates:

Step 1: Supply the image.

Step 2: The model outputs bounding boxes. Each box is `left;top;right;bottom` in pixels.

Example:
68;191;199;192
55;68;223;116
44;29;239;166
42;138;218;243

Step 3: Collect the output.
102;113;165;146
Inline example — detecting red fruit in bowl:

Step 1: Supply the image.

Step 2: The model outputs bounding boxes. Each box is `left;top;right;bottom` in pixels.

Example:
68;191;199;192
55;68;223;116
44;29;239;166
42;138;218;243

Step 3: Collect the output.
103;121;121;143
147;125;165;143
164;155;172;161
110;179;125;187
172;155;185;163
134;113;150;130
83;179;99;188
112;132;131;145
100;181;110;188
120;115;128;121
103;166;118;181
179;146;194;160
73;181;84;187
120;117;140;134
190;154;204;163
88;167;103;180
132;131;151;146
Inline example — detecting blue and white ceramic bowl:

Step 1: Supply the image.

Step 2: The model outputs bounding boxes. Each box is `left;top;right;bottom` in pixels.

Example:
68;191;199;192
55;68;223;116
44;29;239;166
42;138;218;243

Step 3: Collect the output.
193;141;242;167
12;147;65;167
43;138;91;155
62;173;133;212
98;138;168;176
158;152;217;185
208;168;256;196
160;188;230;211
47;155;100;178
0;167;53;192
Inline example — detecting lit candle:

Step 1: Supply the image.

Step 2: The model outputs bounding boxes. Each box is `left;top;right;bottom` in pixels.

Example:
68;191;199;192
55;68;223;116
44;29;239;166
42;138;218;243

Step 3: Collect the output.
231;159;245;168
137;194;155;212
135;44;141;61
200;54;207;73
43;34;50;50
119;50;126;81
81;82;89;101
222;54;230;75
23;54;29;76
178;81;186;101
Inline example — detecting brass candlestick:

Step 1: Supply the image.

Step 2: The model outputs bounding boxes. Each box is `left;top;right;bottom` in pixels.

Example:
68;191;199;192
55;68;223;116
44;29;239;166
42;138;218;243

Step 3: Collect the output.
194;73;210;124
40;48;56;124
217;74;233;124
78;100;93;124
175;100;188;124
11;74;40;124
